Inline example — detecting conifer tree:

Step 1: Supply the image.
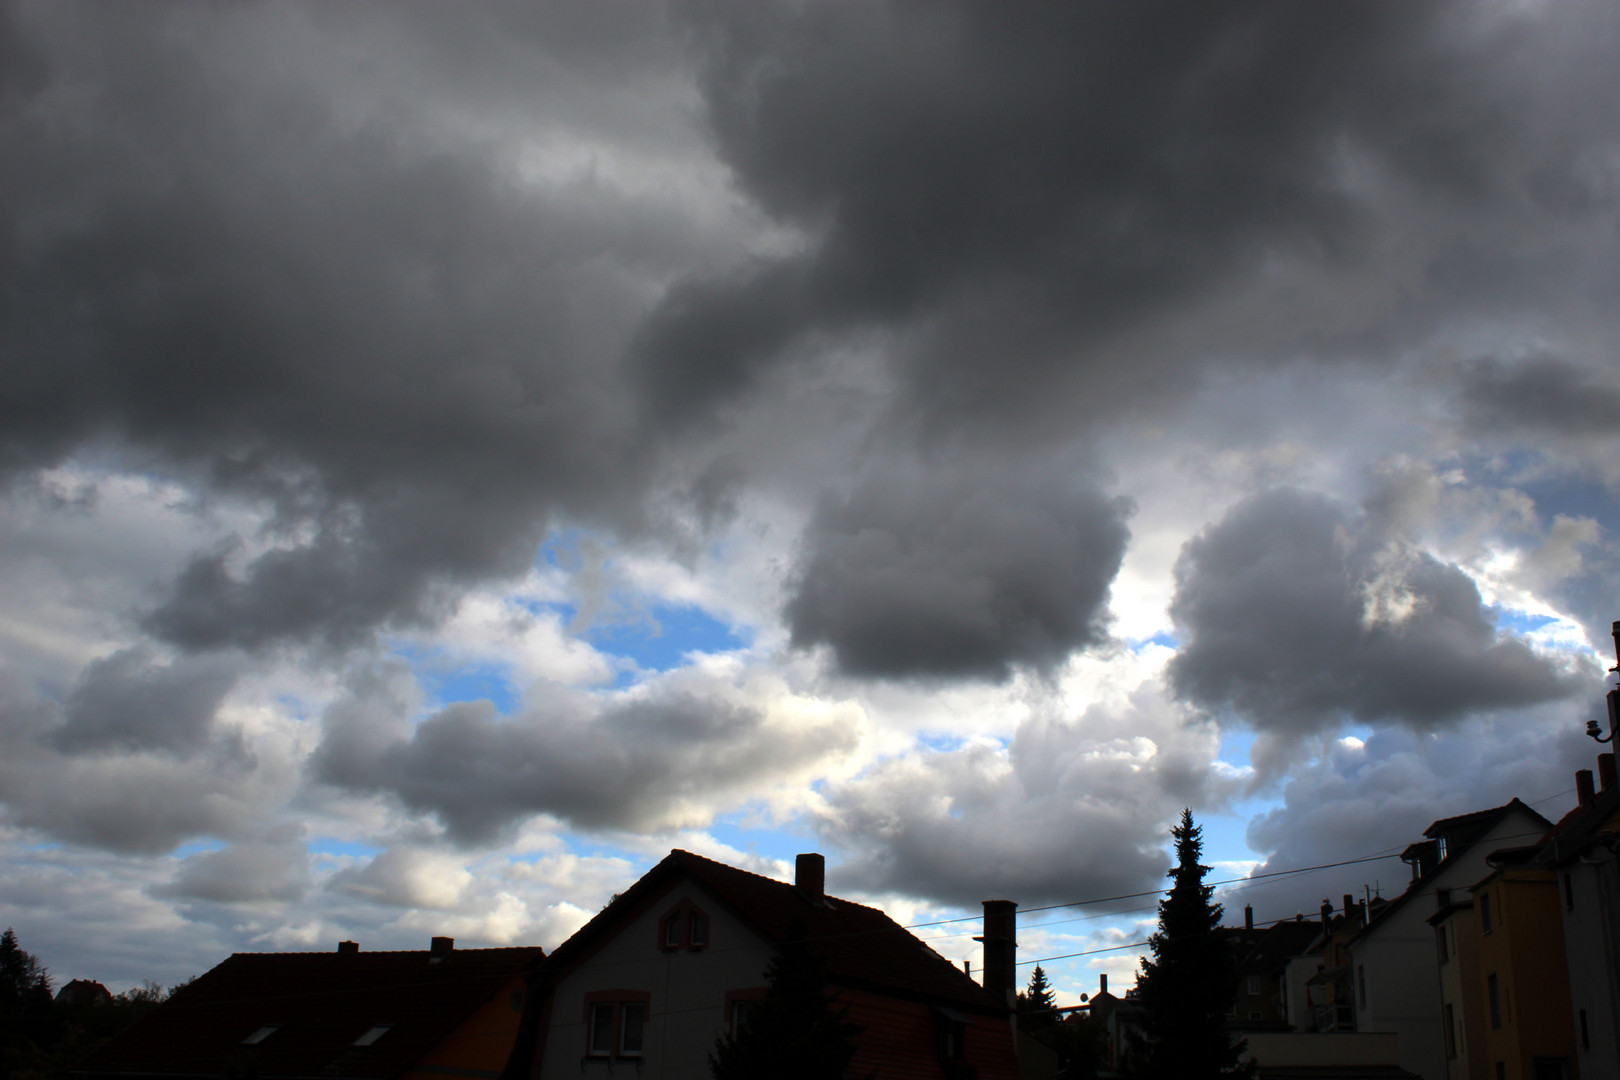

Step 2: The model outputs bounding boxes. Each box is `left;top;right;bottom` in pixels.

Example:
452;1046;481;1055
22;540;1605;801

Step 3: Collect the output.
1133;810;1252;1080
1016;965;1058;1036
709;920;862;1080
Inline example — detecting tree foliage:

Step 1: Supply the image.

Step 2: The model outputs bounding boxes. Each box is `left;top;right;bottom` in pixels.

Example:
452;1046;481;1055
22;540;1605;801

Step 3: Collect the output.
709;921;863;1080
1133;810;1253;1080
1016;965;1057;1036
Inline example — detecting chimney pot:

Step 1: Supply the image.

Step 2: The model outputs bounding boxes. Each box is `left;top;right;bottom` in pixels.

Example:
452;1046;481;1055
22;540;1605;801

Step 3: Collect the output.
337;941;358;955
1244;904;1253;931
430;936;453;958
1578;769;1596;806
980;900;1018;1006
1601;754;1617;792
795;853;825;901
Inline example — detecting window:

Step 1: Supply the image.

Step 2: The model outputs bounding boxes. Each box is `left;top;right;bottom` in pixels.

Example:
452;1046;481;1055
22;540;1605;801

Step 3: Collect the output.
352;1024;393;1047
583;991;651;1058
1488;973;1501;1030
1246;976;1260;995
1248;1011;1262;1020
725;988;766;1036
242;1024;281;1045
1443;1004;1457;1059
657;898;710;952
1480;891;1493;934
933;1008;967;1062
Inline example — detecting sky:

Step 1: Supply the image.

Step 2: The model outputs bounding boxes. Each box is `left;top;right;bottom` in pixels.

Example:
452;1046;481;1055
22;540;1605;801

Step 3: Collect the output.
3;0;1620;1005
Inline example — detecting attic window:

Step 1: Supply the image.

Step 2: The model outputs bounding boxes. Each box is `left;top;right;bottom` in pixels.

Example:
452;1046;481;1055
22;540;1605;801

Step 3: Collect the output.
656;898;710;952
353;1024;394;1047
242;1024;282;1045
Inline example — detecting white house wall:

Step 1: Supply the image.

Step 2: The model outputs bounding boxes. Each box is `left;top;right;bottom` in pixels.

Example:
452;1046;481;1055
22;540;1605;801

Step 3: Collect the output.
1561;848;1620;1080
1353;808;1547;1080
538;881;777;1080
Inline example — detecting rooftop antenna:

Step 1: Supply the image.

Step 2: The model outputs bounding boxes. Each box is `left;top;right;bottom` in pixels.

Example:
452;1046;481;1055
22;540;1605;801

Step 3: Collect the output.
1584;621;1620;746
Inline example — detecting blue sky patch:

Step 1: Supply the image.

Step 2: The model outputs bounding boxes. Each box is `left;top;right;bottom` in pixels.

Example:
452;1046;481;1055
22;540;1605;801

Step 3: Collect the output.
582;602;745;673
310;838;380;859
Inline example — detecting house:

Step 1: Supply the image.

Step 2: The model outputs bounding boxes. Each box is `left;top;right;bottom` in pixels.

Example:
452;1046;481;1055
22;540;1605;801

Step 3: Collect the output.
1346;799;1553;1080
1428;892;1482;1080
72;938;544;1080
509;849;1020;1080
1229;908;1322;1029
1538;752;1620;1080
55;979;113;1007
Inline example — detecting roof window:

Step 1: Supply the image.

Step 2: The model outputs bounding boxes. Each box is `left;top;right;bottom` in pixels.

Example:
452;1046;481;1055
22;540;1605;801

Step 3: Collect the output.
242;1024;282;1045
353;1024;394;1047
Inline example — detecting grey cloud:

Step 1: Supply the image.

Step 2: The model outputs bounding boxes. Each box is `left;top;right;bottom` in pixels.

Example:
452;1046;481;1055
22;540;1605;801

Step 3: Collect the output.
1455;355;1620;441
786;467;1131;680
1229;704;1598;923
311;666;863;841
160;829;310;905
1167;489;1584;762
640;1;1620;431
0;663;284;854
2;2;710;652
819;682;1225;908
53;647;241;756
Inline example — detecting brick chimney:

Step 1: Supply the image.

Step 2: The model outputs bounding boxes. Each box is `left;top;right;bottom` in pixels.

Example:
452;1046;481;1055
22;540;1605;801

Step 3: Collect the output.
1099;973;1108;996
977;900;1017;1006
1578;769;1596;807
337;941;359;955
1244;904;1254;931
1601;753;1617;792
1343;894;1356;927
796;853;825;902
430;936;454;960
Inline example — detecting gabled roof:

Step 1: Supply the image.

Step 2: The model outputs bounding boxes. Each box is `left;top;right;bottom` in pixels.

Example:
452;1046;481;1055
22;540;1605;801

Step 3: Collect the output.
73;946;544;1080
541;849;1004;1014
1535;779;1620;867
1353;798;1550;944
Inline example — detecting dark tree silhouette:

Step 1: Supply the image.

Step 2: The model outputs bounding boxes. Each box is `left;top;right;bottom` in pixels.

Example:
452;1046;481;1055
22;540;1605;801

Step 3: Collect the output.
1016;965;1058;1036
709;921;862;1080
1133;811;1253;1080
1;929;56;1080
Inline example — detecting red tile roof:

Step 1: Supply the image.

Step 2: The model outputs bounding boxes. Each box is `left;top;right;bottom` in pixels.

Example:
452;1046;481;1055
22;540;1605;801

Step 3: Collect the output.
73;946;544;1080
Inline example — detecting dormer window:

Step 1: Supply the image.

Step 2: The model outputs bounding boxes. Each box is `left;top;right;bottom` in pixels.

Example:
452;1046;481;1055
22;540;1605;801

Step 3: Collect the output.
353;1024;393;1047
656;898;710;952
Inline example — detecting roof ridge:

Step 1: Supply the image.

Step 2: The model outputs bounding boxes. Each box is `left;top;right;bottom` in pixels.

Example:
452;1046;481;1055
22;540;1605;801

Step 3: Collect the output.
668;848;891;918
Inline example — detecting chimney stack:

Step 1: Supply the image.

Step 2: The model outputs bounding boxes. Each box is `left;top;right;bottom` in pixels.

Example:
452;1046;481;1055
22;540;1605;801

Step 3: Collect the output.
1343;894;1356;925
1601;754;1617;792
337;941;358;955
430;936;454;959
1578;769;1596;807
1321;899;1333;930
978;900;1018;1006
796;853;825;902
1244;904;1254;931
1099;974;1108;997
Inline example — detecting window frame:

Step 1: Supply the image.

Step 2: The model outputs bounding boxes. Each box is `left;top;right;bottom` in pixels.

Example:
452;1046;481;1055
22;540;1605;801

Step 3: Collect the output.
725;987;767;1037
656;897;711;953
582;990;652;1059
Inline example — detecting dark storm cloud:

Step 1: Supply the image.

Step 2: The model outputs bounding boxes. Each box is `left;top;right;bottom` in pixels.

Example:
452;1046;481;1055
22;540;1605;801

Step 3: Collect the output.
1456;355;1620;440
1;2;700;652
641;1;1620;430
311;664;862;841
820;683;1223;908
1168;489;1585;757
53;647;240;756
786;467;1131;679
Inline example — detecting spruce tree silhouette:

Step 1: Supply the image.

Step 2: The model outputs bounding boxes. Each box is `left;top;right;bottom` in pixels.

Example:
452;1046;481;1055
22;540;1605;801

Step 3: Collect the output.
1133;810;1253;1080
709;918;863;1080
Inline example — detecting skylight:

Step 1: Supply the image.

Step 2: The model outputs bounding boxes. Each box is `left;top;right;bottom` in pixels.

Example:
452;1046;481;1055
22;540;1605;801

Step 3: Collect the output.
353;1024;394;1047
242;1025;281;1045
